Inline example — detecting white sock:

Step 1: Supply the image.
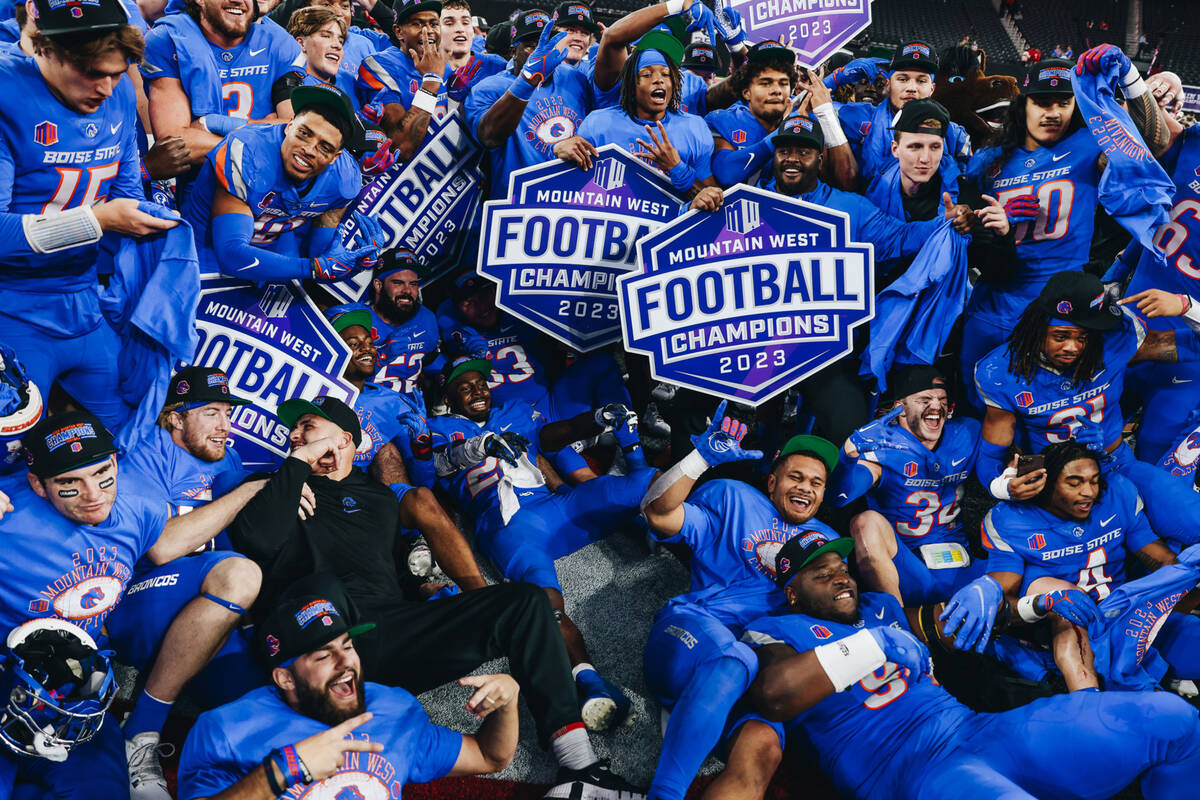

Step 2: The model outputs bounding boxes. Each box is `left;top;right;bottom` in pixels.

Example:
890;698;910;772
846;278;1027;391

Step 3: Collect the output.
571;662;597;680
551;722;598;770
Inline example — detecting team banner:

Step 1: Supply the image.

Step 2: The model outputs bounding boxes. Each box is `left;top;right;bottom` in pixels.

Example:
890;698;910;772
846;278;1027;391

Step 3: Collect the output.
726;0;872;68
619;185;874;406
326;111;484;302
191;276;359;470
1183;85;1200;114
477;146;688;352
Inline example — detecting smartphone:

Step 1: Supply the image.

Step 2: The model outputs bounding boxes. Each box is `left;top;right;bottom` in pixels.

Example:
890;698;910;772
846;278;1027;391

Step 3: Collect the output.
1016;454;1044;476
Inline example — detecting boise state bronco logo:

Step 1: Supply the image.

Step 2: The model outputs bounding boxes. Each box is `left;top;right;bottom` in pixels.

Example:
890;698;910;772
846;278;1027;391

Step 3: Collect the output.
52;576;124;622
810;624;832;639
291;768;392;799
903;461;918;477
1056;300;1073;315
534;115;575;144
1027;533;1045;550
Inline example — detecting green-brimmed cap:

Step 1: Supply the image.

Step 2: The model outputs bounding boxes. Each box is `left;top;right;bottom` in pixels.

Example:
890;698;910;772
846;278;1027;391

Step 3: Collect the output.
776;433;839;475
775;532;855;587
443;356;491;387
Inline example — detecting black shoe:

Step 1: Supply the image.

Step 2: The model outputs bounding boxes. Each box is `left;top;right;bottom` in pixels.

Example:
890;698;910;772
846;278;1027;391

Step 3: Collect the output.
543;759;646;800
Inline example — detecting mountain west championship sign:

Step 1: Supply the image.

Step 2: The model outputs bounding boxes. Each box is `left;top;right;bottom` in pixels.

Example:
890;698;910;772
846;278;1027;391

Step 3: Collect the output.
619;185;874;405
192;277;359;470
727;0;872;68
478;145;687;351
326;111;484;302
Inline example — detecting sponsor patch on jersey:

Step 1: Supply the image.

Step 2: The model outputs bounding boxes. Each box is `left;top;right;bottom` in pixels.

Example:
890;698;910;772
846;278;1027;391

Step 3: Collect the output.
1027;533;1045;550
34;121;58;147
27;599;50;614
903;461;918;477
731;129;747;144
810;624;832;639
1016;391;1034;408
295;599;340;629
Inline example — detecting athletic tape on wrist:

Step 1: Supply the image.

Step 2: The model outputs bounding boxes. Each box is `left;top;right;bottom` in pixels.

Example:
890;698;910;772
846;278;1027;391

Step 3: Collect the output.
812;103;847;147
411;90;438;114
988;466;1018;501
1121;64;1148;98
639;450;709;511
1017;595;1047;624
23;206;102;253
422;72;443;85
664;0;685;15
813;629;887;692
1183;297;1200;331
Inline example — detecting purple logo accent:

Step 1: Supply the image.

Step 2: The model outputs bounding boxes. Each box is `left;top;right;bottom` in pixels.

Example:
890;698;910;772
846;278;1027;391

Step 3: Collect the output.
902;43;931;58
175;380;190;395
730;0;871;68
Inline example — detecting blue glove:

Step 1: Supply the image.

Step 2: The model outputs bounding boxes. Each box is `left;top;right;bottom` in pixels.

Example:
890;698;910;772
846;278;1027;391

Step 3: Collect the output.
1070;416;1107;451
397;410;431;460
868;626;932;679
690;400;764;465
713;3;745;49
453;329;492;359
826;57;887;90
940;575;1004;653
847;407;911;455
1003;194;1040;223
520;16;568;84
360;131;395;176
484;431;529;467
313;212;383;281
673;0;717;53
362;101;385;125
1035;589;1102;628
1075;43;1131;77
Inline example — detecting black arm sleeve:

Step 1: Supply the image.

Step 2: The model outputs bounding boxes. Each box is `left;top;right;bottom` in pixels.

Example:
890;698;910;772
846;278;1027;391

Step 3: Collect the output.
229;458;310;565
272;70;304;108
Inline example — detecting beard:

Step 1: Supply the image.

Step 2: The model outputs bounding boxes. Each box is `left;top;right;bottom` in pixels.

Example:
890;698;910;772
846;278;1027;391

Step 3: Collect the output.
293;672;366;727
204;3;253;39
376;292;420;325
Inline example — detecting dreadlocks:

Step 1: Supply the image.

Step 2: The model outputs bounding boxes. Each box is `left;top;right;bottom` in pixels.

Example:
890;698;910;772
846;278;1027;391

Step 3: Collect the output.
1034;440;1106;507
1005;303;1105;388
619;51;681;119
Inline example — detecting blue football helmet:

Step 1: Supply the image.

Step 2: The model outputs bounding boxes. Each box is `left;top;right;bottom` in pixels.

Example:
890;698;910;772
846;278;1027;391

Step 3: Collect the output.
0;619;116;761
0;344;42;475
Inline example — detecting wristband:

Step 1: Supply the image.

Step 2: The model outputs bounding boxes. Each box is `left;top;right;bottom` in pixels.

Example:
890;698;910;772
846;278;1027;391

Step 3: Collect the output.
1121;64;1148;99
812;103;847;148
509;73;537;101
411;89;438;114
1179;294;1192;314
1184;297;1200;329
22;206;102;254
262;752;285;795
988;466;1018;501
812;629;887;692
667;160;696;190
268;748;298;790
664;0;685;15
1017;595;1048;624
421;71;443;85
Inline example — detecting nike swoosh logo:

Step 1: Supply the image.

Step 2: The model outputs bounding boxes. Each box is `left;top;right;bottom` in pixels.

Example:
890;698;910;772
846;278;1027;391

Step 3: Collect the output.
501;424;513;431
110;122;122;134
1052;152;1070;161
237;258;261;272
875;607;886;619
1173;377;1193;384
838;493;849;499
951;457;967;467
1101;514;1117;526
249;47;266;56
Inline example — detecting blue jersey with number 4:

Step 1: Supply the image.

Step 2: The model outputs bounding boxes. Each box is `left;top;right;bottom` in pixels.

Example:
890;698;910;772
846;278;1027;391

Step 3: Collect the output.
981;473;1158;598
974;313;1141;452
861;418;979;549
742;593;972;800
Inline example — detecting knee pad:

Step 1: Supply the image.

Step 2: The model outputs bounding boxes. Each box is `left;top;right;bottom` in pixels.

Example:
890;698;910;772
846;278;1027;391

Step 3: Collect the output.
202;593;247;616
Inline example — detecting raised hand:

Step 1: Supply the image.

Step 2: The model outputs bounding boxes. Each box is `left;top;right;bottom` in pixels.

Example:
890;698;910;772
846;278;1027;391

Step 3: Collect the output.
359;132;395;176
483;431;529;467
1070;416;1107;451
1035;588;1102;628
635;121;682;173
940;575;1004;653
975;194;1010;235
713;1;745;50
690;400;764;465
1075;43;1131;77
847;407;910;455
826;57;887;90
292;713;384;782
520;16;568;85
409;36;446;79
460;673;519;719
676;0;718;51
314;213;383;280
1003;194;1040;224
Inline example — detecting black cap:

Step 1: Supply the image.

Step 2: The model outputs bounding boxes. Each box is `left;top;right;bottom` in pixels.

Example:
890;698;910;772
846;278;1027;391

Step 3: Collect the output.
257;573;375;669
775;531;855;588
450;271;492;303
511;9;550;44
683;43;716;72
373;248;423;282
890;41;939;74
276;395;363;447
393;0;441;23
552;1;600;36
169;366;250;408
33;0;129;40
886;365;948;403
1036;271;1123;331
23;410;118;479
746;40;795;66
893;98;950;137
1022;58;1074;96
485;18;511;54
290;84;367;150
775;113;824;150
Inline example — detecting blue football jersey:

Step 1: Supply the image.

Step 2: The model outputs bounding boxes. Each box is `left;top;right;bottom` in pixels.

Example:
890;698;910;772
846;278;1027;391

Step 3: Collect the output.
354;380;421;469
742;593;972;800
182;123;360;273
1129;126;1200;335
860;417;979;549
343;27;385;75
966;128;1103;322
0;52;142;294
370;305;440;397
1159;415;1200;485
578;107;714;183
177;683;462;800
706;102;768;149
837;99;971;186
666;479;839;631
428;401;551;523
974;313;1141;453
436;299;551;409
141;15;300;122
463;64;601;197
679;69;707;116
981;474;1158;599
356;47;451;120
0;480;165;639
